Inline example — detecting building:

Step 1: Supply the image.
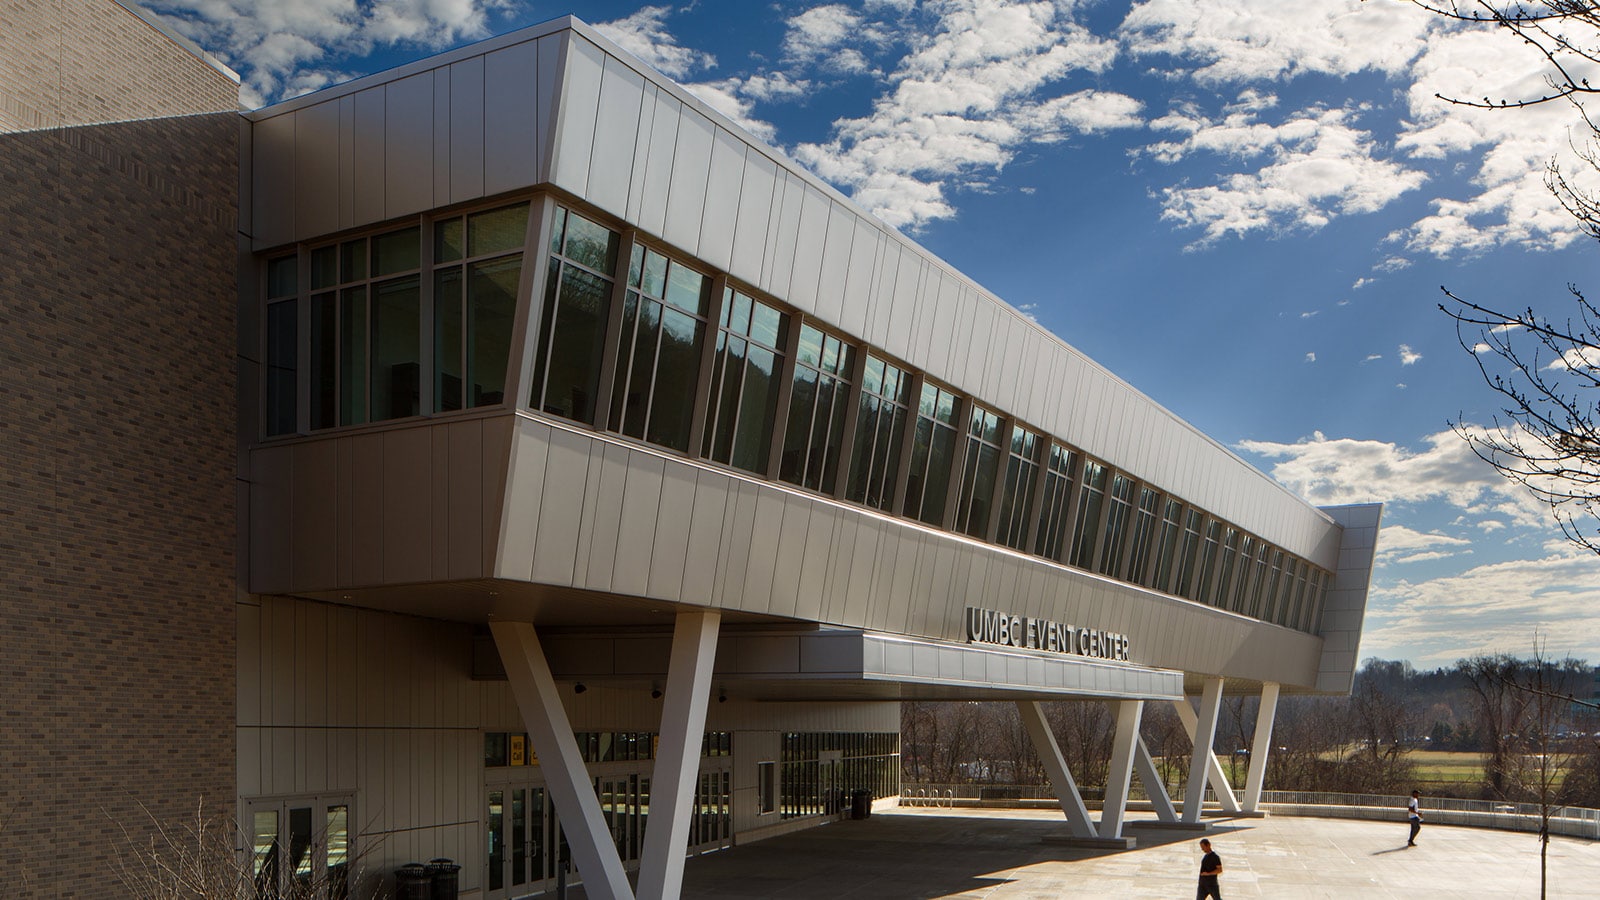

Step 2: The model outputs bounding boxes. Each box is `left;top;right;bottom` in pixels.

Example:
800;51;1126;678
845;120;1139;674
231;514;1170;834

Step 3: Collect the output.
1;3;1380;898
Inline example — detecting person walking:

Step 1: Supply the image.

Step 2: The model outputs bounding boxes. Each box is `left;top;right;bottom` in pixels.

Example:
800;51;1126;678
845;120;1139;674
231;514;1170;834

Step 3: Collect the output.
1407;790;1423;846
1196;838;1223;900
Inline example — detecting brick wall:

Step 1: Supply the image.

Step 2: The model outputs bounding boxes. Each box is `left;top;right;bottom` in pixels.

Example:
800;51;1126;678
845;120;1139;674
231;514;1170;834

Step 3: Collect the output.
0;1;240;896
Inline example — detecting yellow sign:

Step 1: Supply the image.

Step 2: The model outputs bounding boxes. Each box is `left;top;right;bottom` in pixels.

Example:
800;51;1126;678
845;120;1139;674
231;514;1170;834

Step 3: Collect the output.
510;735;525;766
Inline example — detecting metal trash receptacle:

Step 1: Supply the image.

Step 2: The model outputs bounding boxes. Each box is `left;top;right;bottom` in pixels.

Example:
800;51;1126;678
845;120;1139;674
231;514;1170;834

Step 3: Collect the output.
426;858;461;900
850;789;872;820
395;863;431;900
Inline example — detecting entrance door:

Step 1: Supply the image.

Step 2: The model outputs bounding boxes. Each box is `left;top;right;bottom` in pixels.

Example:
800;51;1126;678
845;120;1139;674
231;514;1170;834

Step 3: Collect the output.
486;782;555;899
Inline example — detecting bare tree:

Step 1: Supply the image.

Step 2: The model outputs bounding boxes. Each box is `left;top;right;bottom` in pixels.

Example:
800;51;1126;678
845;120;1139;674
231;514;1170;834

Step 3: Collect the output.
1407;1;1600;553
1343;678;1419;794
1046;700;1114;792
1459;645;1587;899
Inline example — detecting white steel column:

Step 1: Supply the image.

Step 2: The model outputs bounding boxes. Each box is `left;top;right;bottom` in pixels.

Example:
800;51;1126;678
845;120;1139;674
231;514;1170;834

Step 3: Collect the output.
1173;686;1241;815
1098;700;1144;839
1180;678;1225;824
1242;682;1281;813
1133;737;1178;822
490;621;634;900
1017;701;1095;837
637;610;721;900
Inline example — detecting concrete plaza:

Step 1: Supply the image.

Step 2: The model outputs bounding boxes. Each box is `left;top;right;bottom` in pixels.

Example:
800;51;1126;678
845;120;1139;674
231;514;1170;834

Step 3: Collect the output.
576;806;1600;898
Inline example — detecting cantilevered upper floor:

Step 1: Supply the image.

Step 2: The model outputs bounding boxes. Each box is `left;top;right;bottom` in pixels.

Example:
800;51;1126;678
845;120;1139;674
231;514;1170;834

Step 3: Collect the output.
239;16;1380;694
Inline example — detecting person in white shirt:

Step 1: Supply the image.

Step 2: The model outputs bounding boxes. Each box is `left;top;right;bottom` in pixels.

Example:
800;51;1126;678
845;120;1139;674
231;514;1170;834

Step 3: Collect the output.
1406;790;1423;846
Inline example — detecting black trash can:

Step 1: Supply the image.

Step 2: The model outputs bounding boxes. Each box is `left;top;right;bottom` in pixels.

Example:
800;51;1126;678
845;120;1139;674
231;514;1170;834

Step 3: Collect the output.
426;858;461;900
395;863;431;900
850;789;872;820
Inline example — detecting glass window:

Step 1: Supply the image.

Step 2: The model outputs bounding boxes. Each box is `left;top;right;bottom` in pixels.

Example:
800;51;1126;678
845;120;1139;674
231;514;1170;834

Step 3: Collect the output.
704;287;788;473
1215;527;1240;609
1246;539;1270;617
371;275;420;420
996;425;1041;551
1264;550;1285;621
1125;487;1161;585
433;202;527;412
608;244;709;452
1150;498;1183;592
1290;560;1310;629
846;355;910;511
532;207;619;424
1174;509;1205;600
780;324;854;493
265;296;297;437
1069;460;1107;569
903;382;959;526
307;239;370;430
1097;473;1135;577
954;406;1003;538
1195;520;1222;605
1033;443;1077;561
1230;535;1255;613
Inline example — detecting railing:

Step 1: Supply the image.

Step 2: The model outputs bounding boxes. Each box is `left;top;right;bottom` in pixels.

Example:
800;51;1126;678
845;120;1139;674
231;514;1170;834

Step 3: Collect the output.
898;784;1600;839
1258;791;1600;840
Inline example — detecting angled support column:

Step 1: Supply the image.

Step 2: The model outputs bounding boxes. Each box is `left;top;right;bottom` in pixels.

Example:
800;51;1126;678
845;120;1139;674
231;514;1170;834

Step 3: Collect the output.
1016;701;1094;838
1098;700;1144;839
1242;682;1280;813
1133;737;1178;822
1173;686;1240;816
1179;678;1226;824
491;621;634;900
637;610;721;900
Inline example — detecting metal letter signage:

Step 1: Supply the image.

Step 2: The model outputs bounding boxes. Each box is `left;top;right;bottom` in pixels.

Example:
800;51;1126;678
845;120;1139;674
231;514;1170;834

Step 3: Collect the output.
965;607;1131;662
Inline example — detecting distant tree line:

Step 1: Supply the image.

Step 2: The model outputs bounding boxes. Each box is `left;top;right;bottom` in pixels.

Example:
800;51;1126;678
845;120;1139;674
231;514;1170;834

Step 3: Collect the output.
901;655;1600;805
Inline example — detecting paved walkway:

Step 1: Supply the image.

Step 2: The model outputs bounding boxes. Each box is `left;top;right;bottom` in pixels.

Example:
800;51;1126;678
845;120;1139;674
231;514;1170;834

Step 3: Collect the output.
578;806;1600;898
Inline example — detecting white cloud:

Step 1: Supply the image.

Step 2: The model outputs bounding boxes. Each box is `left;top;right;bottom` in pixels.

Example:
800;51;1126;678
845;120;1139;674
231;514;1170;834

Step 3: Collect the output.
1399;344;1421;365
1390;24;1600;256
1149;105;1427;245
792;0;1140;229
1304;352;1316;363
595;5;716;80
1545;345;1600;371
1363;545;1600;666
1375;523;1472;565
1376;256;1411;273
1351;277;1372;290
1479;520;1507;532
1300;311;1318;319
144;0;510;106
1236;428;1549;529
1120;0;1431;85
782;3;889;73
1472;342;1492;354
1364;353;1383;362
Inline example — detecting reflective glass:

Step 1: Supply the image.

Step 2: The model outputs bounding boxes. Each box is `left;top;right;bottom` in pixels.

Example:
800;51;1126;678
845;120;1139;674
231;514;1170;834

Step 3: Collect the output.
265;300;296;436
372;226;420;276
466;257;518;407
561;211;618;272
467;202;529;256
434;218;464;263
267;256;297;299
310;246;338;289
370;276;420;420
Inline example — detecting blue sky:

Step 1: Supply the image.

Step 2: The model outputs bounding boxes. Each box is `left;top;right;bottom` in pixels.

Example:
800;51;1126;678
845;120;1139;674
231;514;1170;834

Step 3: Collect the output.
144;0;1600;669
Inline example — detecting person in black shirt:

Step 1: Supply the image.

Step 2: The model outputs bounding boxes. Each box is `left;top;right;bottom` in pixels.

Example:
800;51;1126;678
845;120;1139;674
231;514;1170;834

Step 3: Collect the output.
1197;838;1223;900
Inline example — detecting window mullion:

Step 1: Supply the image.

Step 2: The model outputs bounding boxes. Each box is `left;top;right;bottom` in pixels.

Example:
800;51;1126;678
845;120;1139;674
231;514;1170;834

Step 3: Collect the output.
688;275;728;459
510;195;559;414
765;313;802;481
889;372;925;514
1021;441;1051;555
594;229;637;432
982;419;1014;545
830;346;869;501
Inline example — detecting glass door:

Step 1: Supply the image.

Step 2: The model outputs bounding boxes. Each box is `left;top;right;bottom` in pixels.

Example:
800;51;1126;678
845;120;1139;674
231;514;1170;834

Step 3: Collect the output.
245;795;352;900
486;782;554;899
